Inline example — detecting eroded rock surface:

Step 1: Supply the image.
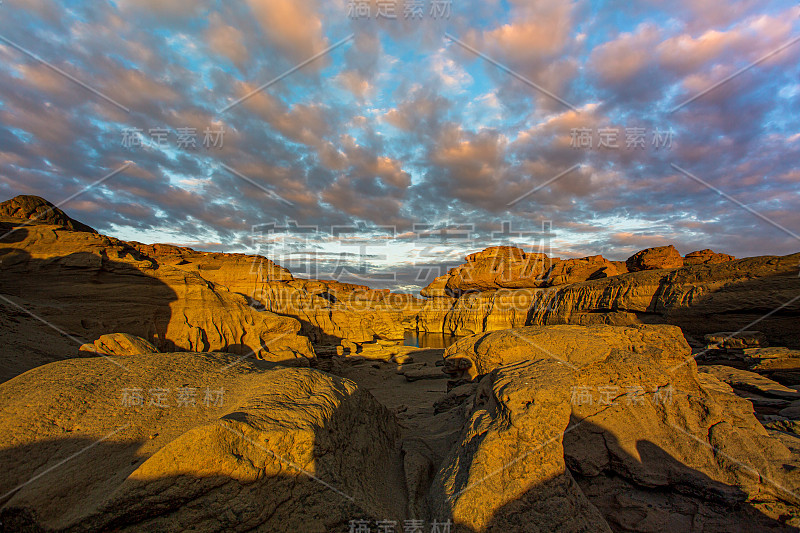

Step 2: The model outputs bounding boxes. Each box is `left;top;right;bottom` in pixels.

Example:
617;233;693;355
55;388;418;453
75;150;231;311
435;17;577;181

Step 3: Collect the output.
442;324;691;380
528;253;800;348
259;279;422;344
0;221;314;381
0;352;406;532
428;325;800;532
79;333;159;356
684;249;736;266
0;195;97;233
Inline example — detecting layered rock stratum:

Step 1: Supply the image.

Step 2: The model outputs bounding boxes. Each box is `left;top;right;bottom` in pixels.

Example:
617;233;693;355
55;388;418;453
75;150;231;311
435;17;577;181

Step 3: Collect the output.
418;245;799;348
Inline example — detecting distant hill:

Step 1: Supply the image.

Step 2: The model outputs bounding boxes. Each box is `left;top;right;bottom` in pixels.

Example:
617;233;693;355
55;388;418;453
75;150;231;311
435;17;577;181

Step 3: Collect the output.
0;195;97;233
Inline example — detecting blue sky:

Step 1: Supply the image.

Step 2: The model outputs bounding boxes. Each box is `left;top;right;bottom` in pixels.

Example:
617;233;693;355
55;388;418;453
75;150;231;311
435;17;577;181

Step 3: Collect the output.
0;0;799;292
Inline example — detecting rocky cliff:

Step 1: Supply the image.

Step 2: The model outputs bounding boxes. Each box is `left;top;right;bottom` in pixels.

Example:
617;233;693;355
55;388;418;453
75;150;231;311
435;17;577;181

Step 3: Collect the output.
418;245;798;348
257;279;423;344
0;214;314;382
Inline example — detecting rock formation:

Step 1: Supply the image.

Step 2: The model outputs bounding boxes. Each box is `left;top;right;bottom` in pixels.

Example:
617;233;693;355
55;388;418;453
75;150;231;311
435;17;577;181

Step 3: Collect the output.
0;195;97;233
79;333;160;356
428;325;800;531
528;253;800;348
418;244;799;347
0;352;406;531
258;279;422;344
0;219;314;382
684;249;736;266
625;245;685;272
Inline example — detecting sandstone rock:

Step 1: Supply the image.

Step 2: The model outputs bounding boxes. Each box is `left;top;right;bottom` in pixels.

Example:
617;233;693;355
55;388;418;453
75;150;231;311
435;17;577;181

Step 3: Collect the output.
734;391;791;408
404;366;447;382
466;246;526;263
684;249;736;266
779;405;800;419
527;252;800;348
259;280;418;344
699;366;800;400
392;354;414;365
0;223;314;381
766;419;800;437
79;333;159;356
427;246;630;297
130;242;294;300
443;324;691;380
440;288;539;336
443;247;554;294
419;274;451;298
0;298;83;383
433;382;478;414
342;339;359;353
428;325;800;531
705;331;767;349
0;352;406;531
544;255;621;287
0;195;97;233
626;245;684;272
416;297;456;333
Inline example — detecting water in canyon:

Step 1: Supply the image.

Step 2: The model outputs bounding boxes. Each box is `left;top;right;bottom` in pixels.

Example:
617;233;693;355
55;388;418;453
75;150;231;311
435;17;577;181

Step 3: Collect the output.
403;330;461;349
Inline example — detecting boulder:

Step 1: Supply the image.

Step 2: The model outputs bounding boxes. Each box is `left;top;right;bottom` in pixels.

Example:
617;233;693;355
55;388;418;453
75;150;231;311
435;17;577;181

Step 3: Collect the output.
442;324;691;380
684;249;736;266
705;331;767;350
428;325;800;531
79;333;159;356
0;352;406;531
699;366;800;400
626;245;684;272
544;255;621;287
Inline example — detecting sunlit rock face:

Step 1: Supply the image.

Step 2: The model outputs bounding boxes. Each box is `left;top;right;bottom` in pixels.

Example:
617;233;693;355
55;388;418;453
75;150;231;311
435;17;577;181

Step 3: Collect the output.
0;195;98;233
0;353;406;532
257;279;423;344
625;245;685;272
429;325;800;532
683;249;736;266
527;253;800;348
0;219;315;383
418;244;799;349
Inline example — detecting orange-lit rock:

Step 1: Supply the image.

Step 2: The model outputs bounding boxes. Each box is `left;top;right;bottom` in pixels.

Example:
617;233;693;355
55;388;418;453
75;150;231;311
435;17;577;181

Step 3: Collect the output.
626;245;684;272
0;353;405;531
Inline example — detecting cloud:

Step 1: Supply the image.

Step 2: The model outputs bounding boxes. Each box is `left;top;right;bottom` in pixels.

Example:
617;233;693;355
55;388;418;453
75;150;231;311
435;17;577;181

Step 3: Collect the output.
245;0;329;65
0;0;798;293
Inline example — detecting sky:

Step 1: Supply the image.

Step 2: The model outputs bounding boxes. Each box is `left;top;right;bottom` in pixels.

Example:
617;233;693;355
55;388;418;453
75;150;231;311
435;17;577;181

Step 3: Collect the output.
0;0;799;292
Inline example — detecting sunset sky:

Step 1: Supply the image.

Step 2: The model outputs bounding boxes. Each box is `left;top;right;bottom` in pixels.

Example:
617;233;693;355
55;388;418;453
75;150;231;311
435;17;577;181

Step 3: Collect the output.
1;0;799;291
